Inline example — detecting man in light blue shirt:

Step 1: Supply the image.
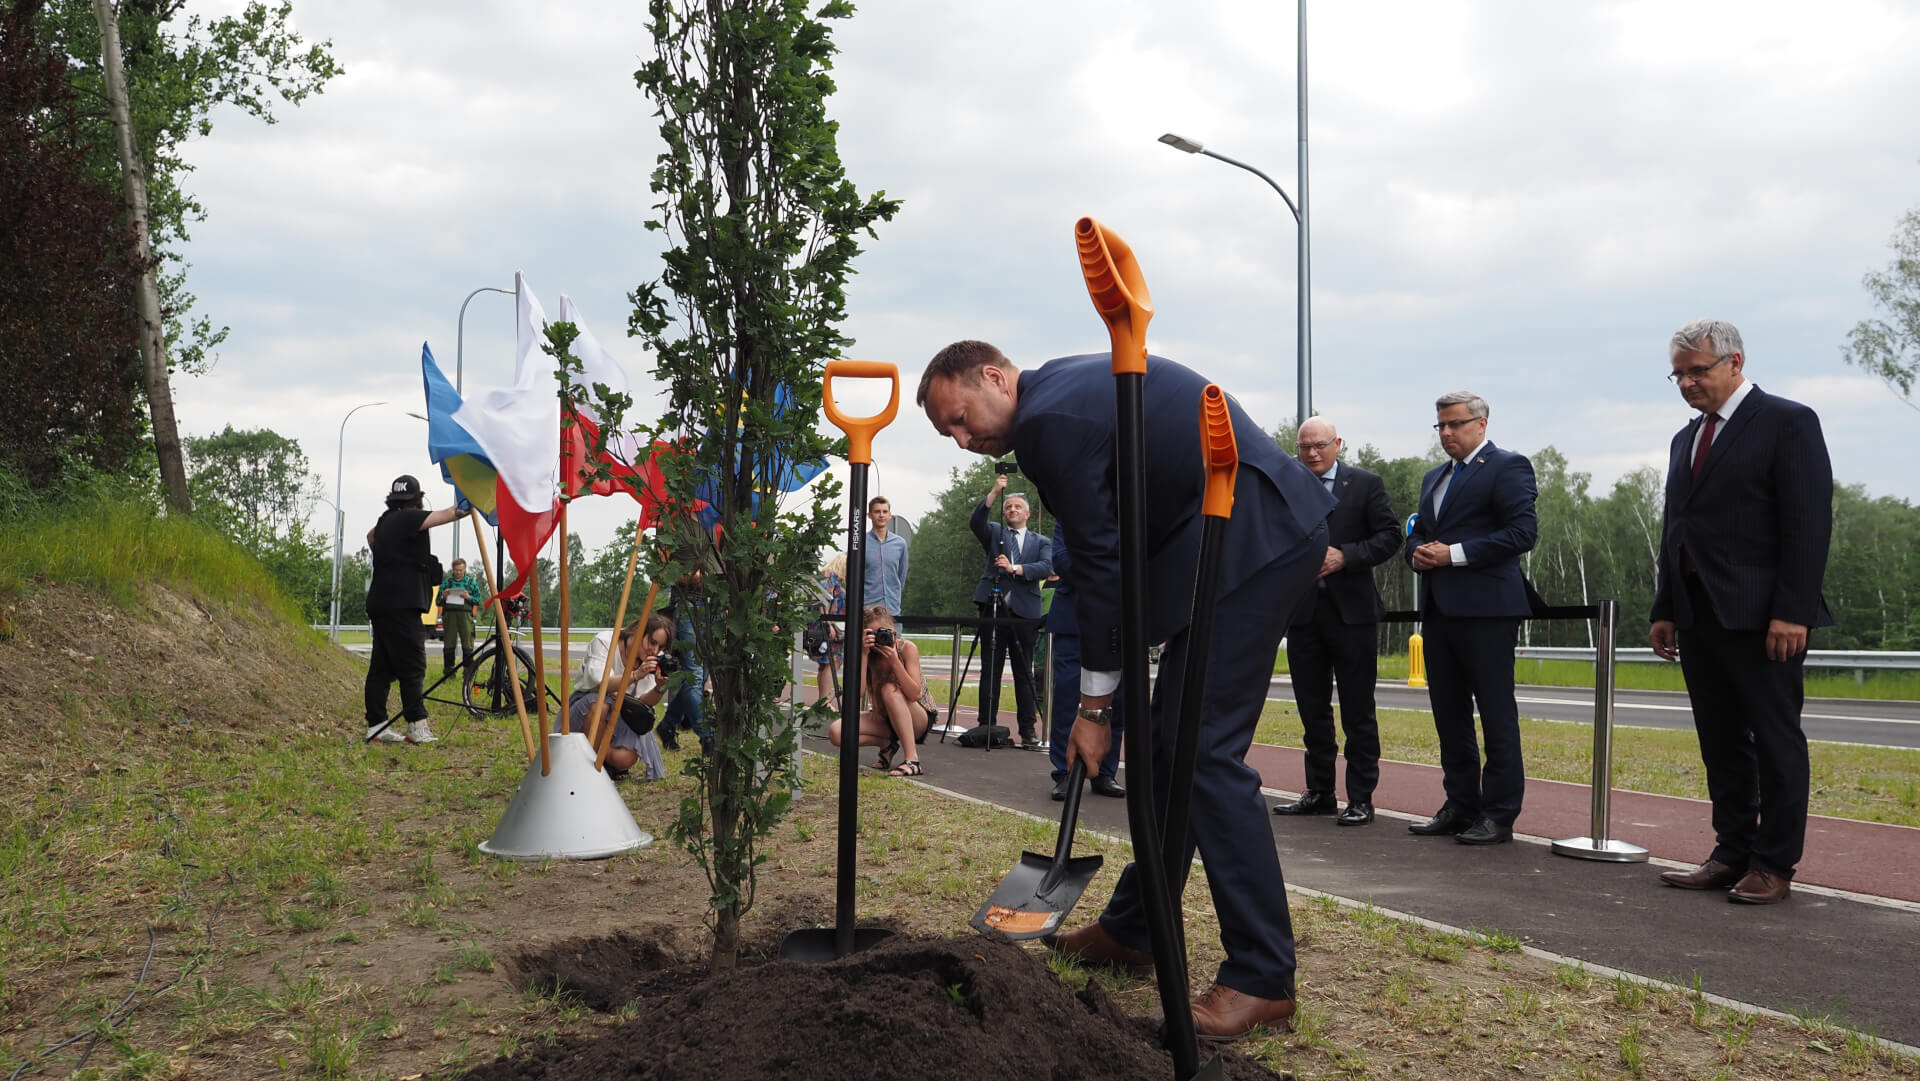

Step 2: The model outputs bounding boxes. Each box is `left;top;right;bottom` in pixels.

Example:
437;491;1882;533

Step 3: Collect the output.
863;495;909;615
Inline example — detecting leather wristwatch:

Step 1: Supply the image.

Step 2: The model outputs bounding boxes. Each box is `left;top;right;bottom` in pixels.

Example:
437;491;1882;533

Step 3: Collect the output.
1076;706;1113;727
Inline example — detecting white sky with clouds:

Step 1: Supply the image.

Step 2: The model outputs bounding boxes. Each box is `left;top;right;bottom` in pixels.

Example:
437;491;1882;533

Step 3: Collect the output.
171;0;1920;567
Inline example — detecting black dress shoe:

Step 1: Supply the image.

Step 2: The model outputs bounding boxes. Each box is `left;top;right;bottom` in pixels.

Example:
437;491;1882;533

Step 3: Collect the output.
1456;817;1513;845
1051;775;1071;802
1272;791;1337;816
1090;775;1127;798
1335;801;1374;826
1408;805;1473;836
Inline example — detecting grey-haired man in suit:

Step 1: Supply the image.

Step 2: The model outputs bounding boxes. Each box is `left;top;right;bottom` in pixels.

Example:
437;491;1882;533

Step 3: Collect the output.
1651;319;1833;906
1272;417;1402;827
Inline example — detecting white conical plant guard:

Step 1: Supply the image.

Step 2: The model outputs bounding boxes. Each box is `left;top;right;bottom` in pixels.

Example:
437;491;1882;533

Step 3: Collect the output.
479;731;652;861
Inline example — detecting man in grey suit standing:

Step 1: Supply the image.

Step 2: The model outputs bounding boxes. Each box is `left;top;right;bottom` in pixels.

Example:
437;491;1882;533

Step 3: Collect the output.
970;472;1052;748
1651;319;1833;906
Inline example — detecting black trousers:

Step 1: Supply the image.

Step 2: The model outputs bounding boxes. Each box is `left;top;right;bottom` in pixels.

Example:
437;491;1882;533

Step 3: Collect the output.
1285;591;1382;802
976;598;1039;736
1678;575;1810;877
366;608;429;726
1421;613;1524;826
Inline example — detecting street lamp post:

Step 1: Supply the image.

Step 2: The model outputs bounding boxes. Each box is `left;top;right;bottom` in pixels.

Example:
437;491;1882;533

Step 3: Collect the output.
330;400;385;642
453;285;514;565
1159;131;1312;430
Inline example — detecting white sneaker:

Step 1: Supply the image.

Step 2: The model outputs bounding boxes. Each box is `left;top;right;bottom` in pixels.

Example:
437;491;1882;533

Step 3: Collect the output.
366;724;405;744
405;720;439;745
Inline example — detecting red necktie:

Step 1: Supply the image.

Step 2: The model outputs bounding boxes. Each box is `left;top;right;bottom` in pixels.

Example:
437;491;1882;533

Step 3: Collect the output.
1691;413;1718;480
1681;413;1718;576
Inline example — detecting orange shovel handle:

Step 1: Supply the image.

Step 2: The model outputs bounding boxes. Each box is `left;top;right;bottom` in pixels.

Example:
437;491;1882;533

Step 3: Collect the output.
1075;217;1155;376
1199;385;1239;519
822;360;900;465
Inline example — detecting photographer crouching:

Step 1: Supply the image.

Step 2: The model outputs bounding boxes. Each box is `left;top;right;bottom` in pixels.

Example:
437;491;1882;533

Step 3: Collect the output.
364;475;460;745
827;606;934;777
562;613;675;781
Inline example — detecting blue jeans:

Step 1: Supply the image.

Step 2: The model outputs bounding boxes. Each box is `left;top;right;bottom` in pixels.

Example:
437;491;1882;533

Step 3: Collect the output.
659;613;710;742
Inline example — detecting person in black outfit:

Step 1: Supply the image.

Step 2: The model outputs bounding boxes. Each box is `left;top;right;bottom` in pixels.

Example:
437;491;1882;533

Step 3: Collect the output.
364;475;459;745
1272;417;1402;827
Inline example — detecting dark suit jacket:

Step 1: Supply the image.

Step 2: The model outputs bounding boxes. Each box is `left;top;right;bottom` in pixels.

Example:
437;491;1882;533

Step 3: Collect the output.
1294;464;1401;626
1405;443;1538;619
969;498;1053;618
1650;386;1833;631
1043;523;1076;634
1012;354;1335;670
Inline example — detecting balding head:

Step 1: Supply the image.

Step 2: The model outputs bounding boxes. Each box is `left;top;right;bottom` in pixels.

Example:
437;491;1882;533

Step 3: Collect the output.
1294;417;1341;477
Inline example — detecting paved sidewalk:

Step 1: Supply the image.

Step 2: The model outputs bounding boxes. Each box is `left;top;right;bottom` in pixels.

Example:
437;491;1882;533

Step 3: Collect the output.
803;704;1920;1047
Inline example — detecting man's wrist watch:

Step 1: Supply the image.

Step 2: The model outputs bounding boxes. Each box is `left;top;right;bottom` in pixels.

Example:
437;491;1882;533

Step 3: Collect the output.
1076;706;1113;727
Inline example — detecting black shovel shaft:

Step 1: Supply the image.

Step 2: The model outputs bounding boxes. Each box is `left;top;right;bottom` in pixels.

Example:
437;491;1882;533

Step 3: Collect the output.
836;461;870;959
1039;758;1089;896
1114;372;1202;1081
1161;515;1228;897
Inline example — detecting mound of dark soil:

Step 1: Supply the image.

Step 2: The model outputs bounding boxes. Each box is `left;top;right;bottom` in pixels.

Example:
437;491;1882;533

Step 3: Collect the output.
466;933;1286;1081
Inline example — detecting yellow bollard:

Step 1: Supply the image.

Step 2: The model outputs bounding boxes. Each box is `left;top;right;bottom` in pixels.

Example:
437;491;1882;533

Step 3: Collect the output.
1407;632;1428;688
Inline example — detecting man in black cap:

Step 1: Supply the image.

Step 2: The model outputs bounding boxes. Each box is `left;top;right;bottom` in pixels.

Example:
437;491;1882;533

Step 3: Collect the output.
364;475;460;744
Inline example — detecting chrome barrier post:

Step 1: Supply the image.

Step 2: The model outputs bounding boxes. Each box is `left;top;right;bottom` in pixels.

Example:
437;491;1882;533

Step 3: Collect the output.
1552;598;1649;862
941;621;966;735
1039;631;1053;749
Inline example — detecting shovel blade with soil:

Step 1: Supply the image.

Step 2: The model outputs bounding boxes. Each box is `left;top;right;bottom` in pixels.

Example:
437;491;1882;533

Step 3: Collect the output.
971;760;1104;939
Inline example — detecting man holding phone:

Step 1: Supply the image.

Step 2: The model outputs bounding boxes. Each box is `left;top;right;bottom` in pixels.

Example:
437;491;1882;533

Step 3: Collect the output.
968;468;1052;748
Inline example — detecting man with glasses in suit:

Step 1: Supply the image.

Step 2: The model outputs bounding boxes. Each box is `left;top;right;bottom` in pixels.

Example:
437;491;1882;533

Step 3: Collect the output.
1272;418;1402;827
1651;319;1832;905
1404;393;1538;846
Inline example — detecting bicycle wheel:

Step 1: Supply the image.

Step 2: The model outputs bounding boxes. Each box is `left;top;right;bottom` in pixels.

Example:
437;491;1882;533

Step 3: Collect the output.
463;642;540;718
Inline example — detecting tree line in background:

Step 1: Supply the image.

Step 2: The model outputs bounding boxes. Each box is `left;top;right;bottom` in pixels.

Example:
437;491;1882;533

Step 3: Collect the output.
170;417;1916;654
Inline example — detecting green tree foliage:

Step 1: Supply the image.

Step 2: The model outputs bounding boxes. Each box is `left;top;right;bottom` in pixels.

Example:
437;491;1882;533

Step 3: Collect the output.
628;0;898;970
182;425;328;619
33;0;340;376
903;459;1053;620
1845;207;1920;409
0;2;144;486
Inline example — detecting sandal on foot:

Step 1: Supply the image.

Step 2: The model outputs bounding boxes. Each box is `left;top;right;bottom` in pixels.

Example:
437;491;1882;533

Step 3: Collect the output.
872;739;900;772
887;760;924;778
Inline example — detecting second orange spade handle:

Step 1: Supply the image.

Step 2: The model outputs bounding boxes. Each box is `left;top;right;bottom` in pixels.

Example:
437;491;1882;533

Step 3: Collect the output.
1199;385;1239;519
1075;217;1154;376
822;360;900;466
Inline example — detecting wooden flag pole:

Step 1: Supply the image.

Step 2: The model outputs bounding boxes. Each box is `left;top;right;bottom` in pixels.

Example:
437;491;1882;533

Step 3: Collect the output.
584;523;649;747
528;554;551;776
557;503;572;731
595;580;660;771
468;511;536;761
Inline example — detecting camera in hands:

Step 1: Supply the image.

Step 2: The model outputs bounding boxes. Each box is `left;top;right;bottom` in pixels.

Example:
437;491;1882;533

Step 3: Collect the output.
872;628;894;648
994;460;1020;475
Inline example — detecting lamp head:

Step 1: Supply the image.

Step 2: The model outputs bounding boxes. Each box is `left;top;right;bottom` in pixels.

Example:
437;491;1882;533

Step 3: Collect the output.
1158;132;1204;154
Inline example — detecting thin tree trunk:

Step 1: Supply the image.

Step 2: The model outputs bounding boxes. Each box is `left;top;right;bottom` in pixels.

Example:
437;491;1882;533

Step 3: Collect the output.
93;0;192;513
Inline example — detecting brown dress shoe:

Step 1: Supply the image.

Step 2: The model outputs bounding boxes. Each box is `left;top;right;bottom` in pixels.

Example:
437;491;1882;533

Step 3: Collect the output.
1658;859;1744;891
1728;869;1791;905
1040;922;1153;973
1189;983;1296;1042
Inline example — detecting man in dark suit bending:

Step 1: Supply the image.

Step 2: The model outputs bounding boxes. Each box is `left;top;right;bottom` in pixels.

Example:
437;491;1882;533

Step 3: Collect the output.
1405;392;1538;846
1272;417;1401;827
919;341;1333;1041
969;472;1053;748
1651;319;1832;906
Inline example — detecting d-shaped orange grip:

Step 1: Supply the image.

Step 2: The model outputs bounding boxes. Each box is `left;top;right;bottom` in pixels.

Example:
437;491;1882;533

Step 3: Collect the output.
822;360;900;465
1075;217;1154;376
1199;384;1239;519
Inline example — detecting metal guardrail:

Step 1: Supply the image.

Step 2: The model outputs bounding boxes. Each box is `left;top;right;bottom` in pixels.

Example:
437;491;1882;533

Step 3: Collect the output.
1512;645;1920;671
